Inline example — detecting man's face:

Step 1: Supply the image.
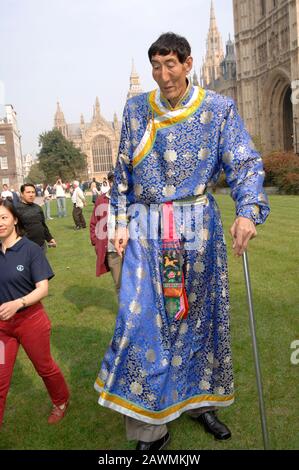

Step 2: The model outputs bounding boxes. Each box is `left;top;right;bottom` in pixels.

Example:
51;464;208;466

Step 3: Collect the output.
151;52;193;107
22;186;36;204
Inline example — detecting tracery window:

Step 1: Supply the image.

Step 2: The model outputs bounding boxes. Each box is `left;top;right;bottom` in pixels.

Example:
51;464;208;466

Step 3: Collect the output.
92;135;113;173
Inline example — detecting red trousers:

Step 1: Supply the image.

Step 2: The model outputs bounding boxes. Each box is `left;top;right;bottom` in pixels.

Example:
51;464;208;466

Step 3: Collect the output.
0;302;70;426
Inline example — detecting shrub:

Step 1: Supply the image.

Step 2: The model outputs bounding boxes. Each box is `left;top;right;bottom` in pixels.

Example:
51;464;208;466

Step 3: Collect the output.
211;151;299;194
281;172;299;194
263;151;299;194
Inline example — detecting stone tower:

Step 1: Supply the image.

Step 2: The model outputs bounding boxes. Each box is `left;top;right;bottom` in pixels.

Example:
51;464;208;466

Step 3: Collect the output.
221;35;236;82
54;102;68;138
201;0;224;88
127;60;143;100
211;35;237;102
93;96;101;122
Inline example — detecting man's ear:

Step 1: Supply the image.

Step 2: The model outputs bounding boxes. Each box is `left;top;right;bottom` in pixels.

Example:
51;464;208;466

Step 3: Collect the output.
185;56;193;73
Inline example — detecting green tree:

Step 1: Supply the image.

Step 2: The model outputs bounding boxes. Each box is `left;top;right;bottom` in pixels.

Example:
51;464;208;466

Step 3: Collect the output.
26;162;46;184
38;129;87;183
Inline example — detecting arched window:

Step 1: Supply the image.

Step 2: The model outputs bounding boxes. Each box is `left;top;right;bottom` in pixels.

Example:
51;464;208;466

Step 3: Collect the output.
92;135;113;173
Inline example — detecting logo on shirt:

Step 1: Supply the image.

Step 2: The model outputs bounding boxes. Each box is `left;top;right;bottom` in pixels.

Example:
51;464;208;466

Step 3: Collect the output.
16;265;24;272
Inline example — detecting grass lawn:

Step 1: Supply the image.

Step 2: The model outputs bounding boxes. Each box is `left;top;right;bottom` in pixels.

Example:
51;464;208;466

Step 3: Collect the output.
0;195;298;450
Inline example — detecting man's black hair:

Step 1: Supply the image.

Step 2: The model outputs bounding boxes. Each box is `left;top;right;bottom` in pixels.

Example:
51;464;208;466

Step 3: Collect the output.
20;183;36;193
148;32;191;64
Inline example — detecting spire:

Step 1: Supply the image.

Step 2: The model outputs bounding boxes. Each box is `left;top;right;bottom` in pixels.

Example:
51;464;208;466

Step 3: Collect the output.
200;0;224;88
226;35;235;59
210;0;216;28
56;101;62;114
227;33;233;46
54;101;68;137
113;112;120;132
54;102;65;125
127;59;143;100
93;97;100;120
80;113;85;134
131;59;137;75
222;36;236;80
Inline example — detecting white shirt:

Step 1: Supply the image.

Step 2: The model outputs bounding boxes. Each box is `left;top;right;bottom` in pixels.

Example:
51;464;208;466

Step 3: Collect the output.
71;187;85;208
1;190;13;200
90;182;99;195
43;188;51;200
54;184;65;197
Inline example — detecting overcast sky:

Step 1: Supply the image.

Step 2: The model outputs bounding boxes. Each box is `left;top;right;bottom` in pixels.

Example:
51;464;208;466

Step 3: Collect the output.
0;0;234;155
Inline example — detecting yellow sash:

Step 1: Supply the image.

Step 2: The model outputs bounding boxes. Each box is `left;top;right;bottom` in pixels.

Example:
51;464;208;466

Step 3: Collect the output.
133;86;206;168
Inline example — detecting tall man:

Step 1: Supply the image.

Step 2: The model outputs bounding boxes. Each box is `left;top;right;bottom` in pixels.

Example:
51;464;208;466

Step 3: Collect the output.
17;184;56;251
94;33;270;450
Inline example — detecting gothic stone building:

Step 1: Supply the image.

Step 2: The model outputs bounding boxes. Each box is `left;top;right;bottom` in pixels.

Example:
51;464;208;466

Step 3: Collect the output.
54;98;121;182
201;1;237;102
54;63;143;181
201;0;299;154
233;0;299;153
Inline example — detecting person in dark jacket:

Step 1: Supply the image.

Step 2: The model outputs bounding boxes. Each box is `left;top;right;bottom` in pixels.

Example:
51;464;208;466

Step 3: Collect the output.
16;184;56;250
89;172;122;294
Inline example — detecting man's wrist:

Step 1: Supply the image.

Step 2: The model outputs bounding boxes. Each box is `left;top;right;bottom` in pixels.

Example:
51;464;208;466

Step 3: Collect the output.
17;297;27;310
236;215;256;226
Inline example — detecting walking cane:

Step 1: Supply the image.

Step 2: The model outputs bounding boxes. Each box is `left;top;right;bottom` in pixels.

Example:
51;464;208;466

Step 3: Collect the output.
242;250;270;450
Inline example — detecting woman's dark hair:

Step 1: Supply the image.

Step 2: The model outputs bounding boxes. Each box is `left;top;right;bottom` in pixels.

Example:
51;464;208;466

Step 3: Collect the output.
0;197;25;237
148;32;191;64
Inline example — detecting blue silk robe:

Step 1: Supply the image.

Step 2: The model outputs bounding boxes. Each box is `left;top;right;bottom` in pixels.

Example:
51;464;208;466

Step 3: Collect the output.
94;83;270;425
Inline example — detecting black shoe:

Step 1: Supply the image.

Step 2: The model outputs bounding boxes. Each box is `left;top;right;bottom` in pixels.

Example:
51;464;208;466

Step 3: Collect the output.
136;432;170;451
197;411;231;440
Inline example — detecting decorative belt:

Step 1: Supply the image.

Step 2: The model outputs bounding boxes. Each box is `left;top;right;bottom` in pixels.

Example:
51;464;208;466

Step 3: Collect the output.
173;193;208;207
161;202;188;321
160;193;208;320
